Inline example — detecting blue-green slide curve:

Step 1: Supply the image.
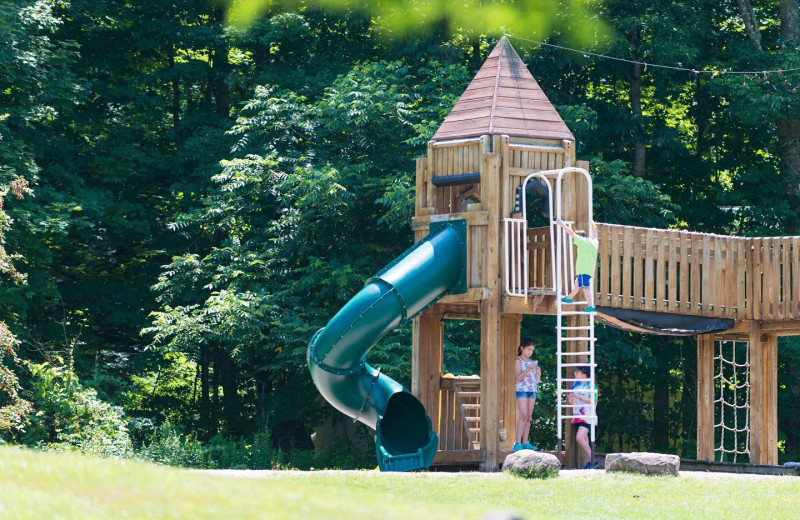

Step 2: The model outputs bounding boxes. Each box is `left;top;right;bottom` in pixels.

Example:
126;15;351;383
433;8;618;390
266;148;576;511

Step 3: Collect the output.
307;220;467;472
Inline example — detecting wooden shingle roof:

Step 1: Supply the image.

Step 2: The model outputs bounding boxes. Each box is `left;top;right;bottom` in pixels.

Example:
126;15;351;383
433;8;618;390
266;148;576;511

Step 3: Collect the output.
432;37;574;142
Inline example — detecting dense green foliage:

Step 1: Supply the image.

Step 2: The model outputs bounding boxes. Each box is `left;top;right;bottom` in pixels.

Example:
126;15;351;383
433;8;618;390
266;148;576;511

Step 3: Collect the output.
2;0;800;467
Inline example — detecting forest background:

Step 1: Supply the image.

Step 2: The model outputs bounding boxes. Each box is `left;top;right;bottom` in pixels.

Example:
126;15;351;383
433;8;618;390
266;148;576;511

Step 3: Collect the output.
2;0;800;469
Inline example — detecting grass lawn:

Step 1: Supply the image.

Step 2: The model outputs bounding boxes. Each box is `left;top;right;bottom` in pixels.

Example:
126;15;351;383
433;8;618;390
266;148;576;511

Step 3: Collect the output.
1;446;798;519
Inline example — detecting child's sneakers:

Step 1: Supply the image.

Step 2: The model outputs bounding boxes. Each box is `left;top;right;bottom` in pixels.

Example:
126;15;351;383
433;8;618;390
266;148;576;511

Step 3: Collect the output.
583;306;596;313
522;442;537;450
582;460;601;469
513;442;523;452
561;297;573;303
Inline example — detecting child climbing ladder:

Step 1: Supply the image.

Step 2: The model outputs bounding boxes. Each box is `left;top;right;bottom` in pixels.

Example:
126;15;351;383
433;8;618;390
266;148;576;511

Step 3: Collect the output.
555;219;598;313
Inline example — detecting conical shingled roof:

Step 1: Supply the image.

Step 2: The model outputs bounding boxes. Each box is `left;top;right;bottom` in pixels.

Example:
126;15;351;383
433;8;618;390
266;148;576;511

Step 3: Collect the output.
432;37;574;142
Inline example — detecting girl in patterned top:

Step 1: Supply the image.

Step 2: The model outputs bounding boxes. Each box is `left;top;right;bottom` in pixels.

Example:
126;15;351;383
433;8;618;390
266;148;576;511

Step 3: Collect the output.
514;337;541;452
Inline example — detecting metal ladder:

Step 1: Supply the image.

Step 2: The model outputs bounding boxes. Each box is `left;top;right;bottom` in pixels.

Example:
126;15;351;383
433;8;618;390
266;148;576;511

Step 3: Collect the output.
503;167;598;466
552;217;598;468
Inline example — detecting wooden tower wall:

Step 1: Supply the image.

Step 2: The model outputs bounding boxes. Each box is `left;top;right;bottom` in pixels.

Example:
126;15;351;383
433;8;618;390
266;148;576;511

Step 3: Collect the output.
413;133;585;469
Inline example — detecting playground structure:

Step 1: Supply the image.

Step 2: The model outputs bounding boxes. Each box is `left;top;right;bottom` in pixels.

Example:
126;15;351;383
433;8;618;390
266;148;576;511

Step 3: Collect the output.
309;37;796;471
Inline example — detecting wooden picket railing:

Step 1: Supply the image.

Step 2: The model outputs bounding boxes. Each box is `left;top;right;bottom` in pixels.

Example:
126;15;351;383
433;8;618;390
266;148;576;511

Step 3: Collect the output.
436;376;480;451
520;222;800;321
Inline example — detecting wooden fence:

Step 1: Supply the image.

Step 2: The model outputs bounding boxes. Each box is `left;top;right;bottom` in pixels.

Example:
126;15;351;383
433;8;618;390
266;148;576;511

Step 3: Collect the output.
520;222;800;321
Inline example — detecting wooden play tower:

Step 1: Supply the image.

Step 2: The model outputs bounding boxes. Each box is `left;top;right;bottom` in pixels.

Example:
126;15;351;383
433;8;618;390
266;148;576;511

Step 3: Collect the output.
411;37;798;470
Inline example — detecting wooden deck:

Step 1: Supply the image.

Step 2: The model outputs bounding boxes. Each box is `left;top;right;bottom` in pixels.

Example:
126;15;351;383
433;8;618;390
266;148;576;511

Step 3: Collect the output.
501;223;800;324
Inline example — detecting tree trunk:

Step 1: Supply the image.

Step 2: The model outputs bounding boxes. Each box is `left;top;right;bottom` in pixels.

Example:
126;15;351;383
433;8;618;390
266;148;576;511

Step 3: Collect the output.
628;27;646;178
630;62;646;178
212;8;230;118
207;347;220;435
737;0;763;50
219;352;242;435
781;0;799;45
168;49;181;140
741;0;800;228
779;2;800;228
653;374;670;451
200;346;211;434
777;118;800;216
681;358;697;458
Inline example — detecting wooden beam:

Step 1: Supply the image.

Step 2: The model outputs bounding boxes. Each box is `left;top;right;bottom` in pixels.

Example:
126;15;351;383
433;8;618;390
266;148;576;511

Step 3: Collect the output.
411;210;489;230
415;157;426;215
749;322;763;464
762;334;779;465
432;449;484;465
696;334;715;461
479;147;501;471
500;314;522;451
501;295;557;315
438;287;489;303
411;312;444;425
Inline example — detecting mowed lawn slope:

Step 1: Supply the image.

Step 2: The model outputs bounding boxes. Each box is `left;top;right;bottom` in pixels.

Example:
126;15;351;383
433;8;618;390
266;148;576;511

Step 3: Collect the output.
1;447;799;519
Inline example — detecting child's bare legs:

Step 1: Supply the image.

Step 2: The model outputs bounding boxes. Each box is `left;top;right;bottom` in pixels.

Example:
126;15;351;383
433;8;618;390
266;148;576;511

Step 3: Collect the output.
522;398;536;444
582;278;594;307
566;283;581;301
575;425;592;466
516;398;533;444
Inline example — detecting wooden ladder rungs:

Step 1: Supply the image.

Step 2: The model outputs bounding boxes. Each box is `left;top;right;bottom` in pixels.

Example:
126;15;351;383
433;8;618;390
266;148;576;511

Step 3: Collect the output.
458;391;481;398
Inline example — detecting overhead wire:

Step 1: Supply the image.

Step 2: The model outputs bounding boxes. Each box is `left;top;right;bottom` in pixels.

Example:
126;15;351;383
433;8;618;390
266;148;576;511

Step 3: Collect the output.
505;33;800;77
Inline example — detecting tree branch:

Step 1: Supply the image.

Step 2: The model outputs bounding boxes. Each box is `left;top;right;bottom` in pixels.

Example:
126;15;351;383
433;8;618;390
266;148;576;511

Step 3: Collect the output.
737;0;763;50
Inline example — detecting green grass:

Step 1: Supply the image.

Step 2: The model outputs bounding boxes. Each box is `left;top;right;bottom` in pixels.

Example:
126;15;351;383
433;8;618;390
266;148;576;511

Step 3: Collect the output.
1;447;799;519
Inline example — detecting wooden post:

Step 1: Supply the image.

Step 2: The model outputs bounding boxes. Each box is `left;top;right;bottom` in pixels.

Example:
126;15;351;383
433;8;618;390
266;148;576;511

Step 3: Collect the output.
415;157;427;215
750;326;779;465
763;334;779;465
501;313;522;451
748;321;763;464
479;143;502;471
411;312;444;425
696;334;715;461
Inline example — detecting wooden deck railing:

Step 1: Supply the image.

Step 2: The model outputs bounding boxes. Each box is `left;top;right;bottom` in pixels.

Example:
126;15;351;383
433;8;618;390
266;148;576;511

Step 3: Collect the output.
436;376;480;451
520;222;800;321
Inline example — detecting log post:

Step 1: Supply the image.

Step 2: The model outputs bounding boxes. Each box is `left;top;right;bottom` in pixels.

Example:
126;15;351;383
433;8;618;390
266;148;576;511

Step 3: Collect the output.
749;322;763;464
749;326;779;465
500;313;522;451
411;312;444;428
696;334;716;461
479;142;502;471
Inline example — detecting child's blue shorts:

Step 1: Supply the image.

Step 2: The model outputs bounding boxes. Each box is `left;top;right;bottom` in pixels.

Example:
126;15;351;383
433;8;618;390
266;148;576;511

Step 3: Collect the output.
515;391;538;399
576;274;592;288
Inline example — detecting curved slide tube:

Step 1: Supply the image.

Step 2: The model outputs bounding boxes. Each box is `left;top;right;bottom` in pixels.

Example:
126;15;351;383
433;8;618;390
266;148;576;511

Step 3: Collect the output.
307;220;467;471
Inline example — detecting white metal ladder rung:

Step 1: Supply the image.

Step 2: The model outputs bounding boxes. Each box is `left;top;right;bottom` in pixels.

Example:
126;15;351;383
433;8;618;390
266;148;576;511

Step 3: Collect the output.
537;167;597;455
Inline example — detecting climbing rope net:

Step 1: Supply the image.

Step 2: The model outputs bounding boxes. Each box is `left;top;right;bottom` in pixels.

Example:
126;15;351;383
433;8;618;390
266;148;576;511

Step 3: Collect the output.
714;340;750;463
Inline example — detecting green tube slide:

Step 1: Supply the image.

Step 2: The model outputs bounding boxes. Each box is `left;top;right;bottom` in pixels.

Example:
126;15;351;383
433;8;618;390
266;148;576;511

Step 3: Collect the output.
307;220;467;471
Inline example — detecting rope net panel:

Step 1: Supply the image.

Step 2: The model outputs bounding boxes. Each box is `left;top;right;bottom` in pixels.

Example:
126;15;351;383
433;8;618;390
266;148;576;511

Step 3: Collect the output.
714;340;750;463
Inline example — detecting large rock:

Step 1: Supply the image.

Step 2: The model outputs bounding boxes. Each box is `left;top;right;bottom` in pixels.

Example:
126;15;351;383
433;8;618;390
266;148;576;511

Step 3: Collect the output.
502;450;560;479
605;452;680;476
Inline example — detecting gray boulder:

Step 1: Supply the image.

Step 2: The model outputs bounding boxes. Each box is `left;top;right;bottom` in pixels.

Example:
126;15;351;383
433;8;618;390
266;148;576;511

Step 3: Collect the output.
502;450;560;479
605;452;680;476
